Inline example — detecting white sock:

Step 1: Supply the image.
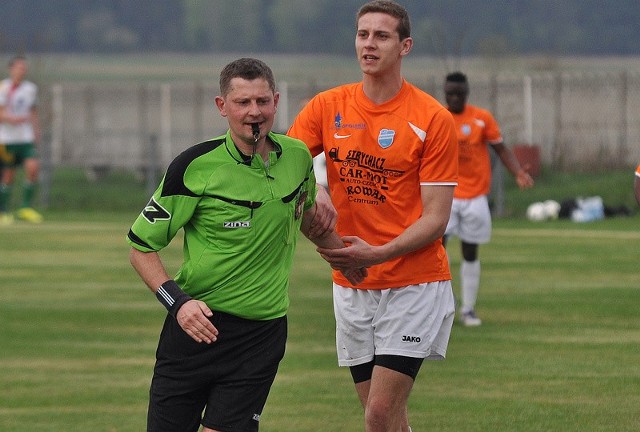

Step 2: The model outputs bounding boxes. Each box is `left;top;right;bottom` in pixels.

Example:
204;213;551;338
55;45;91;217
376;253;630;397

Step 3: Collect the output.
460;259;480;313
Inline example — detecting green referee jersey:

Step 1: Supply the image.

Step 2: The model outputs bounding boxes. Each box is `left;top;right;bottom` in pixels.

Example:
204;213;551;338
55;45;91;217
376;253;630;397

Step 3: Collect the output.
127;130;317;320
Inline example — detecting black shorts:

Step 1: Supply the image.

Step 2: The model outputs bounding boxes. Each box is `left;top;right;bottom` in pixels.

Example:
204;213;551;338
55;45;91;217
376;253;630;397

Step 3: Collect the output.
147;311;287;432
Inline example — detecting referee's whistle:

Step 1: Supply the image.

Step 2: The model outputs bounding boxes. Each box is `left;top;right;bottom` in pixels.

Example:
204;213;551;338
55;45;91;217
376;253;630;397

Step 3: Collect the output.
252;123;260;142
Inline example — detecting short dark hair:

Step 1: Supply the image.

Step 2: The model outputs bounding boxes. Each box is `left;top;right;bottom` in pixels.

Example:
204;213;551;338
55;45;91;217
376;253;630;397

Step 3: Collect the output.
356;0;411;41
445;71;468;84
9;55;26;68
219;58;276;96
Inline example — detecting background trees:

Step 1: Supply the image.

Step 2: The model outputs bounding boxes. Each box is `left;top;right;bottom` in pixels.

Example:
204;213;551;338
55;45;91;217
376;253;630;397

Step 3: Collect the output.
1;0;638;56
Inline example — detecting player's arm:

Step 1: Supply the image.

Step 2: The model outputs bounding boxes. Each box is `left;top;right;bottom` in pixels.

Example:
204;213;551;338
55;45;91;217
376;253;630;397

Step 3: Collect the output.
129;247;218;344
301;203;367;285
0;104;28;125
287;96;338;238
634;174;640;206
304;184;338;239
0;105;14;123
316;184;454;270
491;142;534;189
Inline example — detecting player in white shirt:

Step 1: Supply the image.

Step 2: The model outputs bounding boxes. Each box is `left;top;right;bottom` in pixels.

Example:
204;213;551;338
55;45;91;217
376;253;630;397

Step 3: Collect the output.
0;55;42;224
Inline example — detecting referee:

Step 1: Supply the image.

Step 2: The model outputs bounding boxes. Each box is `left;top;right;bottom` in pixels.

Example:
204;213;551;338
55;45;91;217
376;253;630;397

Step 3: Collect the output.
127;58;364;432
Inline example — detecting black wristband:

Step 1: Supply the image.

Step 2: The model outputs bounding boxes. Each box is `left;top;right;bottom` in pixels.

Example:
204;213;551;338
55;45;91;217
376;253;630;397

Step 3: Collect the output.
155;280;192;317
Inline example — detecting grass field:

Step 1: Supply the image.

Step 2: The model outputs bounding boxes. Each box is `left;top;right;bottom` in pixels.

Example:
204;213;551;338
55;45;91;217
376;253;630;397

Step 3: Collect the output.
1;169;639;431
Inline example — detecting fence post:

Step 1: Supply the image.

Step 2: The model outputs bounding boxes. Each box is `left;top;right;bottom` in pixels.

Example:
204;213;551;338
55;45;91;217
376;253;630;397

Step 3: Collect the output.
160;83;172;167
39;129;52;209
40;84;64;209
146;134;160;197
489;74;505;218
552;73;563;169
51;84;63;165
194;81;204;142
619;71;629;165
523;75;533;144
277;80;289;132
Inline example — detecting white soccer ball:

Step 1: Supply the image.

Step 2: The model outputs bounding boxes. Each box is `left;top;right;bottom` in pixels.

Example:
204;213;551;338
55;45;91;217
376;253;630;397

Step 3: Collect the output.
542;200;561;220
526;202;547;221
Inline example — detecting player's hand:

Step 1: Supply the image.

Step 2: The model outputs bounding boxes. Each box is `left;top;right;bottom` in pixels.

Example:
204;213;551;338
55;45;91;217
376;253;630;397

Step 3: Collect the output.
516;168;534;189
340;267;368;285
306;186;337;239
7;114;28;125
317;236;381;270
175;300;218;344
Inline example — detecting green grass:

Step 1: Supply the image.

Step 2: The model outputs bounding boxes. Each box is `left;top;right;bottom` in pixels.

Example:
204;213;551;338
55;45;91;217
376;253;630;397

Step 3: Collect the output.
1;169;639;431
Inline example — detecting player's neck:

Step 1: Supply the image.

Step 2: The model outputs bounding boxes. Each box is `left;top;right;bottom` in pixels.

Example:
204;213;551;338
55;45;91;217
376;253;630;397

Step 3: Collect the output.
362;73;403;105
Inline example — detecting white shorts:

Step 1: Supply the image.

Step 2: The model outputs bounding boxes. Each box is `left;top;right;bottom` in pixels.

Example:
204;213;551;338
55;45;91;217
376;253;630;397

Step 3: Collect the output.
445;195;492;244
333;281;455;367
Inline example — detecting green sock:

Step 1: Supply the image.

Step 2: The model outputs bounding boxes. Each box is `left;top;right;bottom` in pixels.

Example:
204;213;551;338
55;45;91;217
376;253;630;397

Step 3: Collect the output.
22;181;36;208
0;184;12;212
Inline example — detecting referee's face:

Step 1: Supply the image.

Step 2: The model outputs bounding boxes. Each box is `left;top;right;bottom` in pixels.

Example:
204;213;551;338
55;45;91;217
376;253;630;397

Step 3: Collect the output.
215;77;280;147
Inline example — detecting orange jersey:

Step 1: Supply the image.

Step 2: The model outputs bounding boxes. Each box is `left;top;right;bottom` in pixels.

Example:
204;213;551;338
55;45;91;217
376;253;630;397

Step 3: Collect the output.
450;104;503;199
636;164;640;177
288;80;458;289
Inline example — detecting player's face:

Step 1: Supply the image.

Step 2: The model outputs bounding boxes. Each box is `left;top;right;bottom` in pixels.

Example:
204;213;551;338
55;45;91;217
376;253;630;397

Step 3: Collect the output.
355;12;412;77
445;82;469;114
215;77;279;146
10;59;27;83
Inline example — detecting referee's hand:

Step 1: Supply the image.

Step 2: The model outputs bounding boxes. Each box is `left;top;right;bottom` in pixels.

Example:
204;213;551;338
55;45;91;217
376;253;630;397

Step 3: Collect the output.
176;300;218;344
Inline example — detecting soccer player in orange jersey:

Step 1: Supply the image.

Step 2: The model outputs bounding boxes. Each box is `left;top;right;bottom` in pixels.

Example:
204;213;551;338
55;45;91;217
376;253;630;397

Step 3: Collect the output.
443;71;534;327
634;164;640;205
289;2;458;431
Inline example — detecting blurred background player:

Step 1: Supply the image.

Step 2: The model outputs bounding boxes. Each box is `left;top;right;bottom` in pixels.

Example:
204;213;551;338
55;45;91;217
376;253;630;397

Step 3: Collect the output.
443;71;534;326
634;164;640;205
0;55;42;224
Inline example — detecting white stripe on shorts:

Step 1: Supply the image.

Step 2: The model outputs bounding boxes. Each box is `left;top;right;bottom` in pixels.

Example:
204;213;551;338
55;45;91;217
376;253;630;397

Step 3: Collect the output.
333;281;455;367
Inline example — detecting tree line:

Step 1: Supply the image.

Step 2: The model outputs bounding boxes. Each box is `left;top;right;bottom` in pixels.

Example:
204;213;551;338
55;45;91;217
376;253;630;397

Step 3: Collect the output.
2;0;639;56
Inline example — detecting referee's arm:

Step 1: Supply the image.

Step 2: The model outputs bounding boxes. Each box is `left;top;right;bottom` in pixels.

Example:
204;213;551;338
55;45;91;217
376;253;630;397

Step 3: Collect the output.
129;247;218;344
129;248;171;290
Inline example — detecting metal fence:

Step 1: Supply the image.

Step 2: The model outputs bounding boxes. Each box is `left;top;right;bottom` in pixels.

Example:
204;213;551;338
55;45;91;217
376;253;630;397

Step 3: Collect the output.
39;70;640;177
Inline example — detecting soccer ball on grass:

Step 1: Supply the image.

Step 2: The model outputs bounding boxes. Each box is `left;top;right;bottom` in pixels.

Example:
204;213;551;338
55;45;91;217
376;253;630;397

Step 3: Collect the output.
526;200;561;222
526;202;547;221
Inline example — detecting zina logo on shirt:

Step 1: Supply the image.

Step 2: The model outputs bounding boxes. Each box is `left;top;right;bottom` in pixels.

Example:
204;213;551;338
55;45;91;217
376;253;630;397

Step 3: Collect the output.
223;221;251;228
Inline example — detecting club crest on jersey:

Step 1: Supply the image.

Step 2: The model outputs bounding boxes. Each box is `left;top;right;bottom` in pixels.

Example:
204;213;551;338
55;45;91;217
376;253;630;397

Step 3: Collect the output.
334;112;366;131
378;129;395;148
334;113;342;128
461;124;472;136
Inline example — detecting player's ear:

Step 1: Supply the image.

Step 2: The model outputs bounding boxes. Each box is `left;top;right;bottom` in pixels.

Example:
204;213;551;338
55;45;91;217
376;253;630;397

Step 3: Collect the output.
214;96;227;117
273;92;280;111
400;37;413;56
